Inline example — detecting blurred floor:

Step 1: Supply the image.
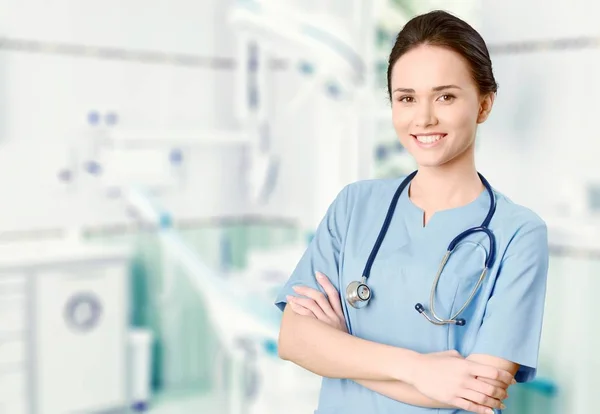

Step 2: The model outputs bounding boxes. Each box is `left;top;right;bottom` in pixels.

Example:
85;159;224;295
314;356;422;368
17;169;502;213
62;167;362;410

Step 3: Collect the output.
148;390;216;414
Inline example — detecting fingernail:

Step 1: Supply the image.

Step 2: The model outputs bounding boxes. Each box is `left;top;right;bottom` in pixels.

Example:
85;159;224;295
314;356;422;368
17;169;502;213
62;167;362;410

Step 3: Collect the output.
292;286;299;291
501;403;506;409
315;272;323;279
511;378;517;385
286;295;293;302
487;409;494;414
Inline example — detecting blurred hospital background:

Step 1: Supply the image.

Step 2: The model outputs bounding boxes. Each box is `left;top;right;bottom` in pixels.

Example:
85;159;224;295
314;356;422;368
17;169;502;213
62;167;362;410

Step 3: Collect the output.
0;0;598;413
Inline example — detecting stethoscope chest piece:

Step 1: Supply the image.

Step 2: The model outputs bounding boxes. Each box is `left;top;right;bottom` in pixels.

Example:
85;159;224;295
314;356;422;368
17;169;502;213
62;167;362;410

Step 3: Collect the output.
346;277;372;309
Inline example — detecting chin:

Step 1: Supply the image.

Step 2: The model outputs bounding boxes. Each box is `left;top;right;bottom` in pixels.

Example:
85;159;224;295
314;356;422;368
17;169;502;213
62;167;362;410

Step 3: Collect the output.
415;163;445;170
412;156;448;169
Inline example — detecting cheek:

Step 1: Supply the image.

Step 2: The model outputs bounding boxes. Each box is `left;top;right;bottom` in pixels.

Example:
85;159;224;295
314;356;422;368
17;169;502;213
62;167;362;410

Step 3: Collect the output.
391;112;413;147
438;104;479;132
391;105;411;132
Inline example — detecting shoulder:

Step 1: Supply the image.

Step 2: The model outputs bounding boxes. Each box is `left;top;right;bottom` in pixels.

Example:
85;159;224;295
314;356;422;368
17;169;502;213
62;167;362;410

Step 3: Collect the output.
493;190;547;231
337;176;405;212
492;189;548;252
342;176;406;201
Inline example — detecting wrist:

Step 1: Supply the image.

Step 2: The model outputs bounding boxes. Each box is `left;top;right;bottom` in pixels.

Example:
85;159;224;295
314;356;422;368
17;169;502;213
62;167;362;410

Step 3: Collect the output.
390;348;424;384
404;350;424;385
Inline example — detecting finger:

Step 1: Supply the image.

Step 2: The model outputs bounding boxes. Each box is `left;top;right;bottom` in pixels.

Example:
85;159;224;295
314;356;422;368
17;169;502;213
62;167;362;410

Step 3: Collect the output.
462;384;505;409
452;397;496;414
292;285;338;321
460;389;504;411
288;300;316;318
467;377;508;400
290;296;331;322
468;363;514;387
477;377;510;398
315;272;345;319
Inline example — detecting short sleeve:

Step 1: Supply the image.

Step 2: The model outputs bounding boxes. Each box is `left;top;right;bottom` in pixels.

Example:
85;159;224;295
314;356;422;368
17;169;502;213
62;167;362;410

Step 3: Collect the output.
274;185;351;312
469;221;549;383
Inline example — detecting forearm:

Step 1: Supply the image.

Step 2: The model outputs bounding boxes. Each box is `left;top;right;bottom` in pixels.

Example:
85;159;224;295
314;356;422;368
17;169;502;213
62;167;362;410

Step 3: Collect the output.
278;306;420;382
354;354;519;409
354;379;454;409
355;354;517;409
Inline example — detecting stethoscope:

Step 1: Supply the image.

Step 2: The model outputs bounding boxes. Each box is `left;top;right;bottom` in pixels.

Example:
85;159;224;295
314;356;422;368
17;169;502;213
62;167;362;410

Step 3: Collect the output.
345;170;497;327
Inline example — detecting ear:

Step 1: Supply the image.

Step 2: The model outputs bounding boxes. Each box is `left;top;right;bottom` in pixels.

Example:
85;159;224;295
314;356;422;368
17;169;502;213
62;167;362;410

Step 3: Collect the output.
477;92;495;124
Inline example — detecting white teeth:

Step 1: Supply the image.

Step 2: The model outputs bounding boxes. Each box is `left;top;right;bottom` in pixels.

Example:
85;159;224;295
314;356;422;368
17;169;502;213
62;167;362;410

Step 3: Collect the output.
415;134;444;144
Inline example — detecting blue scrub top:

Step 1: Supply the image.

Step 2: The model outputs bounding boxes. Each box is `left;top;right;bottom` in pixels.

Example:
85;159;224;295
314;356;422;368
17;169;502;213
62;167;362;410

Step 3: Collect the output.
274;176;549;414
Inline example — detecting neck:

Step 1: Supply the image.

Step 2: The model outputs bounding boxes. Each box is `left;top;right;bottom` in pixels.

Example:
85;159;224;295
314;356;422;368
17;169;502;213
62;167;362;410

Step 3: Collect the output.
409;154;483;213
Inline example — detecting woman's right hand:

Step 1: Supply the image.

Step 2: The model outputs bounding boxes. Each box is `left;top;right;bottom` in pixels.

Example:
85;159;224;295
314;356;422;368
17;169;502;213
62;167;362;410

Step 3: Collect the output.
410;350;513;414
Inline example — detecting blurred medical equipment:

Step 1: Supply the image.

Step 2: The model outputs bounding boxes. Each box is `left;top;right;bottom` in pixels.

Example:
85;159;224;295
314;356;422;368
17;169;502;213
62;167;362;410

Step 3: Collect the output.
346;170;497;328
230;1;364;98
82;110;254;197
0;239;132;414
128;329;154;412
125;187;321;414
228;0;386;230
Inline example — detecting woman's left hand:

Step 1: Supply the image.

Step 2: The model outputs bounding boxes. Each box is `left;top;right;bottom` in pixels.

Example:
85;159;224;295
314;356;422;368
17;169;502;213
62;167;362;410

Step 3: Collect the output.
286;271;348;333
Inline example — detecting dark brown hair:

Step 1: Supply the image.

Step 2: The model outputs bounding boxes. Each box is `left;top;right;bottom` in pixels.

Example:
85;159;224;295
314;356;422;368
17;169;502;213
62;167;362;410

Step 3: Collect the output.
386;10;497;101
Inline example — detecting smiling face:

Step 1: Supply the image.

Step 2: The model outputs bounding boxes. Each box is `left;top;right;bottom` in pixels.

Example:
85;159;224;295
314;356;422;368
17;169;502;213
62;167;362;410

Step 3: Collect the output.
390;44;494;170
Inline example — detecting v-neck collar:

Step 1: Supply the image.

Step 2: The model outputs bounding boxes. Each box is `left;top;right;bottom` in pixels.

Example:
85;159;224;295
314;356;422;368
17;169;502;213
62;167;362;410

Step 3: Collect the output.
399;182;491;236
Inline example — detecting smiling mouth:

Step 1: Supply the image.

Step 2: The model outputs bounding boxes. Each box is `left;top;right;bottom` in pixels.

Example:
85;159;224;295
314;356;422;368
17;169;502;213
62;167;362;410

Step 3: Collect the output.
411;134;447;144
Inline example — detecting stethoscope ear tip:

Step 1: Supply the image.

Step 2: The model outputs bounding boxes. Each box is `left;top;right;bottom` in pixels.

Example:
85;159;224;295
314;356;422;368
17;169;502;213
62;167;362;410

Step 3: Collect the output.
415;303;424;313
456;319;466;326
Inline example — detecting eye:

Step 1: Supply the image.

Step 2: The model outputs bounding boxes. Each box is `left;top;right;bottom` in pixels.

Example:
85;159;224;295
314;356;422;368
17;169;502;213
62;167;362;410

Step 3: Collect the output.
438;94;456;102
397;96;415;103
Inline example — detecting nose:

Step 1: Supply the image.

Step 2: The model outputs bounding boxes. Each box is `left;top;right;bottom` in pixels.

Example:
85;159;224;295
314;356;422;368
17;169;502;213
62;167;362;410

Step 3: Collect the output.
413;102;438;128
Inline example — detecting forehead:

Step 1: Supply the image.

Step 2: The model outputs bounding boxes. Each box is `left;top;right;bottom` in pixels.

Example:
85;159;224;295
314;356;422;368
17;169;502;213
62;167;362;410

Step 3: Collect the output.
391;44;474;90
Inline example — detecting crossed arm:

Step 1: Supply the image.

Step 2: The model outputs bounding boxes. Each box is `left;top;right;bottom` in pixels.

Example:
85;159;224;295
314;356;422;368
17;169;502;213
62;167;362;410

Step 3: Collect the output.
355;355;518;411
279;272;519;414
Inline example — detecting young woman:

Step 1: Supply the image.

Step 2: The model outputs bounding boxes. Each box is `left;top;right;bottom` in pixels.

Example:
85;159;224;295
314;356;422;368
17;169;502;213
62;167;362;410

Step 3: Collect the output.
274;10;548;414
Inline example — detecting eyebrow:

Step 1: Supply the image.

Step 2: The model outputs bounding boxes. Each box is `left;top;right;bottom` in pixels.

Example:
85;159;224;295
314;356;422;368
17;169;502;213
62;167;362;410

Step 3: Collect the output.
393;85;462;93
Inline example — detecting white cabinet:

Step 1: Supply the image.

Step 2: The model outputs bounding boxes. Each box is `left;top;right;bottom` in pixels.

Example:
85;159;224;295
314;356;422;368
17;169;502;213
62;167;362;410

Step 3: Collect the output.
0;370;27;414
0;272;28;414
0;241;130;414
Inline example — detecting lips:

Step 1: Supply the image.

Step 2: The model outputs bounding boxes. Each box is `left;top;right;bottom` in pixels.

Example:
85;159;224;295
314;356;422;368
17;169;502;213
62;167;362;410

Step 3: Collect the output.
411;133;447;147
412;134;446;144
